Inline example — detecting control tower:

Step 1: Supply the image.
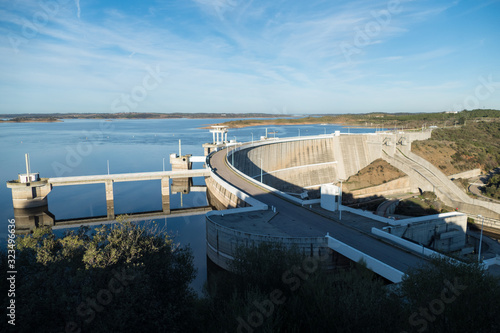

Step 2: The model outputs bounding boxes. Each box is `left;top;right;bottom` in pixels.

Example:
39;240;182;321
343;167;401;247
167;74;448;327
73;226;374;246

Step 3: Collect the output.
203;125;228;156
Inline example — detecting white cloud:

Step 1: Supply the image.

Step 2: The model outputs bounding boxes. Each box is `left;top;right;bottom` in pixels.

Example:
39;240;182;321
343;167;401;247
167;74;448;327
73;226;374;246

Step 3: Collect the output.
0;0;498;113
75;0;81;19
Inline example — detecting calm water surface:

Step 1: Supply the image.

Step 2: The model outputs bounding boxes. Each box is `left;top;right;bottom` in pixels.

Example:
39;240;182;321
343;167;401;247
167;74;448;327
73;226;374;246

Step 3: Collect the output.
0;118;373;291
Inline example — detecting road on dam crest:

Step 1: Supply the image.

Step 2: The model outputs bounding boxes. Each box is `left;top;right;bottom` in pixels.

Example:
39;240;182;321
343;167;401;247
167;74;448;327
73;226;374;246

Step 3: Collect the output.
210;146;430;275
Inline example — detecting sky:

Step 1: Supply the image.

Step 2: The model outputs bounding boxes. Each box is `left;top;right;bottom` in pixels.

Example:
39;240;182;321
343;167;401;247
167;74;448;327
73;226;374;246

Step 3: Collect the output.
0;0;499;114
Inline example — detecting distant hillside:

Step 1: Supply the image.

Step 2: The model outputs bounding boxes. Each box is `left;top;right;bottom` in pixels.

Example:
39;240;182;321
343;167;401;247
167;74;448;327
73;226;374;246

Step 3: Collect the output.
413;119;500;175
0;112;287;122
214;109;500;129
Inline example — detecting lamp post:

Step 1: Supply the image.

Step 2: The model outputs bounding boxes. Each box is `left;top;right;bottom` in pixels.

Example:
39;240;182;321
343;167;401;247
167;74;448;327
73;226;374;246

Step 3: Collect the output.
232;136;236;166
478;214;484;262
251;132;254;144
339;180;343;221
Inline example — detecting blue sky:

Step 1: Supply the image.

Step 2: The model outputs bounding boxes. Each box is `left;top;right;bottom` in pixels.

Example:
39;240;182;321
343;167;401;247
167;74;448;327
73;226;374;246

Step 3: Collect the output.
1;0;499;114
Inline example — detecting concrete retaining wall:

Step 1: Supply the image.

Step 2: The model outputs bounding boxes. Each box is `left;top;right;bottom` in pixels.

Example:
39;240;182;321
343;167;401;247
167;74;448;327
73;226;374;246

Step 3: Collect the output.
448;169;482;180
452;200;500;220
347;176;411;198
206;216;328;270
386;214;467;252
371;228;449;259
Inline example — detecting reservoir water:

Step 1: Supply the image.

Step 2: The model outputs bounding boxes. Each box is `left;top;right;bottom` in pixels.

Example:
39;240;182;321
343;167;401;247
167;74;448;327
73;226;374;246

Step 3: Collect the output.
0;118;374;291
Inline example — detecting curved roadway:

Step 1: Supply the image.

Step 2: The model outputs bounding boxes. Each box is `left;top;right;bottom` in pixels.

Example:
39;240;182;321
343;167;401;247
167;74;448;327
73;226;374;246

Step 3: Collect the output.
210;146;429;275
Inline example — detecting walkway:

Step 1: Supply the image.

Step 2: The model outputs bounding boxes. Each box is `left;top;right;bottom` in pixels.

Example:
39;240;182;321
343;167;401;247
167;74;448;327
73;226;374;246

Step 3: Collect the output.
49;169;210;186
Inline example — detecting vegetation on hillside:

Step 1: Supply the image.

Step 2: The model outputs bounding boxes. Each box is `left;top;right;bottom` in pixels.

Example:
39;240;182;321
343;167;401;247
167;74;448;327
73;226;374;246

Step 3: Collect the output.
3;224;500;332
343;158;407;191
1;220;197;332
413;120;500;175
0;112;288;122
484;174;500;200
215;109;500;129
8;116;61;122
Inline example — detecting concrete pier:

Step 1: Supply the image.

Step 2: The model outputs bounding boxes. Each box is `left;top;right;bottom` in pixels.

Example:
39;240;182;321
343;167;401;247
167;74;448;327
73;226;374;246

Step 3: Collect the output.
13;206;55;233
6;179;52;209
105;180;115;219
7;168;209;223
161;177;170;214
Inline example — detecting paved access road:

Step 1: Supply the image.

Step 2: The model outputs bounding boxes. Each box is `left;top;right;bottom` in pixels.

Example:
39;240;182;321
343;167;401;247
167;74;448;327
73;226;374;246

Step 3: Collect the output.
210;147;429;274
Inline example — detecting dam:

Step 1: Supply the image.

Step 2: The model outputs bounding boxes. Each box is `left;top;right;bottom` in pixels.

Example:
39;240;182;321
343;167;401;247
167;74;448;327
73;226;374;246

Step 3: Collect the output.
202;130;495;282
7;126;500;281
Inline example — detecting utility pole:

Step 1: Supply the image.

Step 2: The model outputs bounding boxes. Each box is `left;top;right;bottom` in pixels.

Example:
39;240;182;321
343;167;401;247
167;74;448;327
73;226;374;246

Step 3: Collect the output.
478;215;484;262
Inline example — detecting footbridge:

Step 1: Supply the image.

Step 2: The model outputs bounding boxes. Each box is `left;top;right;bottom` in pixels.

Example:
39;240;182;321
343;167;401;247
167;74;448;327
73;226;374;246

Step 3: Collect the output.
6;153;211;232
204;133;468;283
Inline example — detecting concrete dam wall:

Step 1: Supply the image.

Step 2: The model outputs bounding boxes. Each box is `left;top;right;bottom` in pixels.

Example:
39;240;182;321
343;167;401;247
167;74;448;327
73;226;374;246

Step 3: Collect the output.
232;135;383;191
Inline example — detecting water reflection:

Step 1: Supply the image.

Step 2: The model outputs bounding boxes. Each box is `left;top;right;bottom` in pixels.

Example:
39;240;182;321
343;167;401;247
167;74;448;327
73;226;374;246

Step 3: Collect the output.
13;177;208;233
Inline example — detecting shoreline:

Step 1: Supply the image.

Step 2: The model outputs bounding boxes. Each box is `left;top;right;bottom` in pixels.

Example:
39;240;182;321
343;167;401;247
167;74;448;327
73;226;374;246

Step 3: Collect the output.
201;120;372;129
0;119;63;123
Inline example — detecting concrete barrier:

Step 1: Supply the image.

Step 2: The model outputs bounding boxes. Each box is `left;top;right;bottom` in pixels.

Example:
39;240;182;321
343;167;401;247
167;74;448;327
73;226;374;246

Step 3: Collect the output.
371;227;449;260
326;235;404;283
347;176;411;198
448;169;482;180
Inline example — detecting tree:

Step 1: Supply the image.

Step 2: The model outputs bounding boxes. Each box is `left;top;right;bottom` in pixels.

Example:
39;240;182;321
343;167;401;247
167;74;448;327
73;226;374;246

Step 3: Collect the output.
1;219;197;333
400;256;500;333
200;243;401;332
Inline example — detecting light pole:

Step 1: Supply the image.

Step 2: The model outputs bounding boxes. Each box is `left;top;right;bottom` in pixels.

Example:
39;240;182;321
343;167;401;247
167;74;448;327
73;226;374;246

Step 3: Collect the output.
232;136;236;166
251;132;254;144
339;180;343;220
478;214;484;262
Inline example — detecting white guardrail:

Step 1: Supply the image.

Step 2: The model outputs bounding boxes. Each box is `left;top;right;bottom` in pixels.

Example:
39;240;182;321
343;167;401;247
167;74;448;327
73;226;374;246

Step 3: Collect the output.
326;234;404;283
